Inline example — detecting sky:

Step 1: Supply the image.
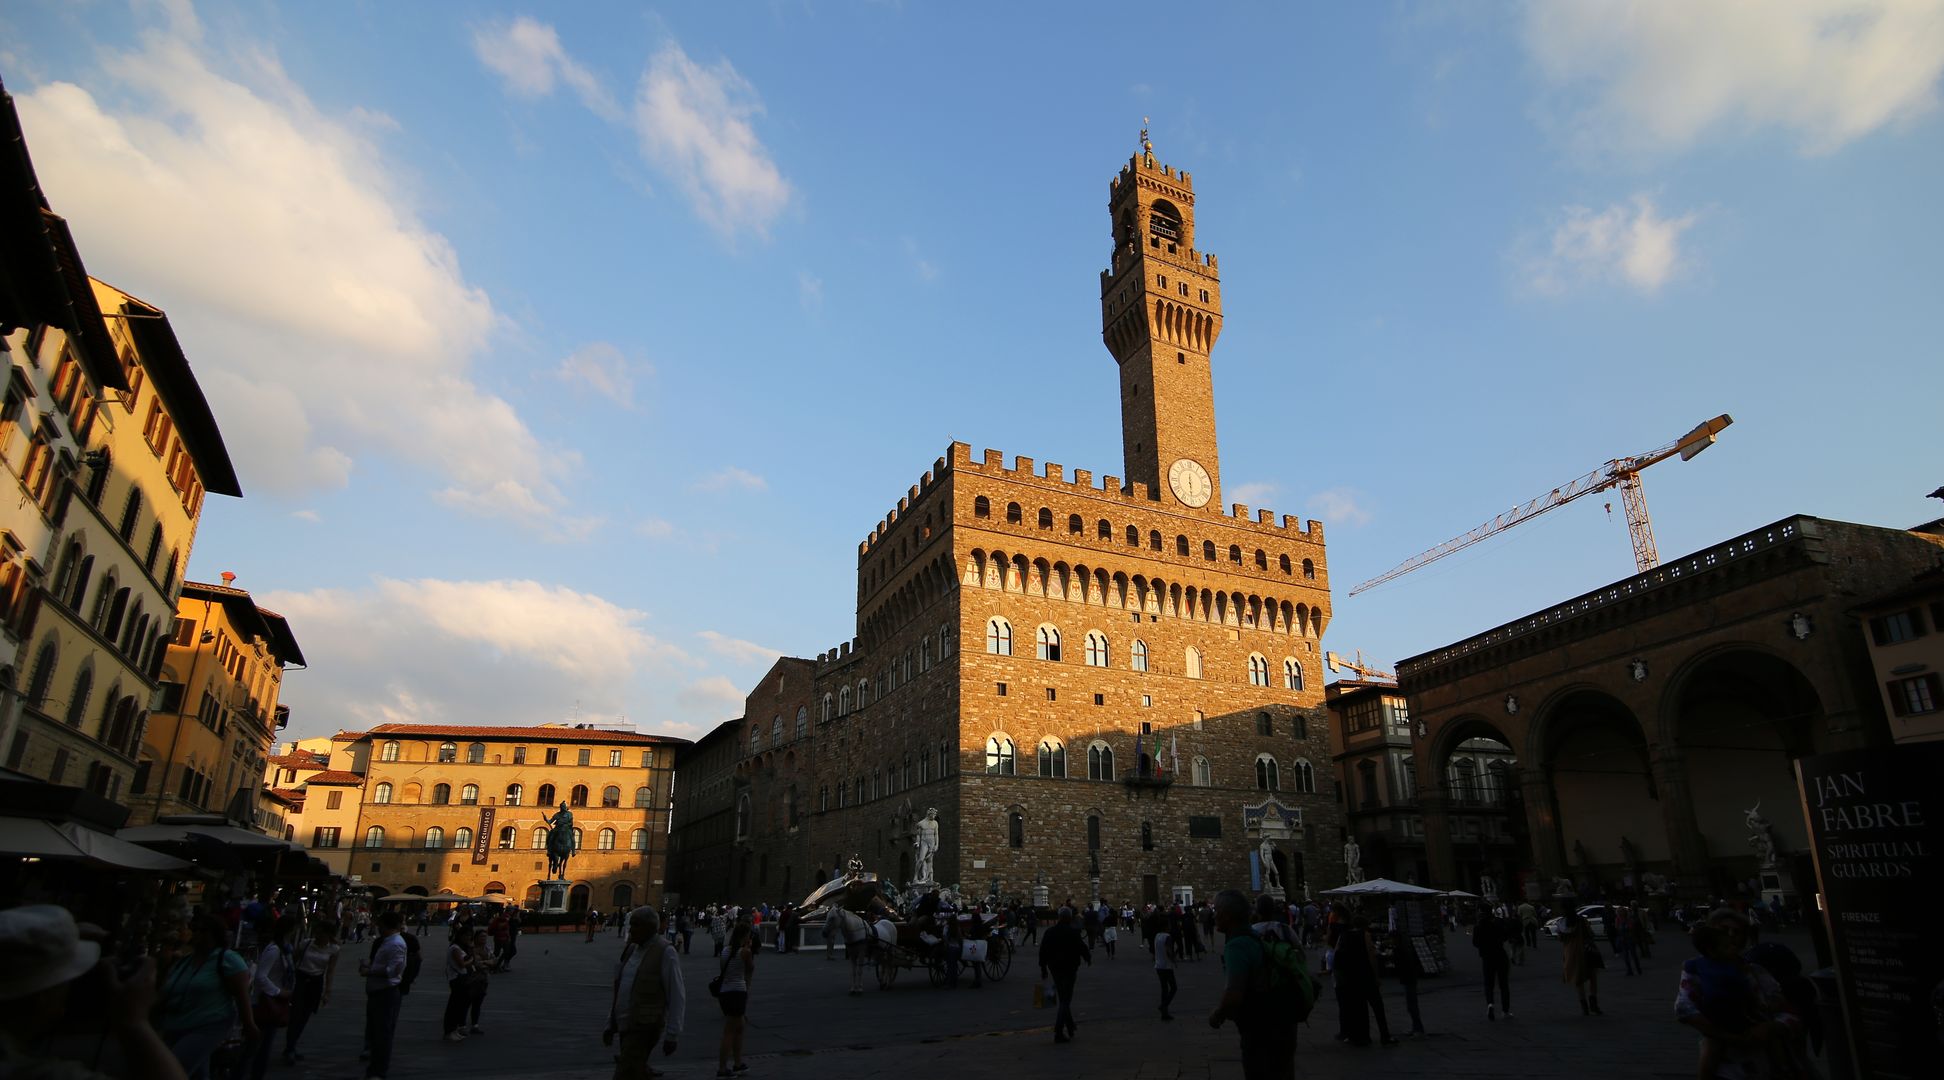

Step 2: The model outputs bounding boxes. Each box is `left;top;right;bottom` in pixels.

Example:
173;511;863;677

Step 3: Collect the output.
4;1;1941;743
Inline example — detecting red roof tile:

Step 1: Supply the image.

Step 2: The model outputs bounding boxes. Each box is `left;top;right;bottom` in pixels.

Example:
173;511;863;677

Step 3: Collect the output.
267;753;328;768
267;788;305;804
301;770;366;786
357;723;686;745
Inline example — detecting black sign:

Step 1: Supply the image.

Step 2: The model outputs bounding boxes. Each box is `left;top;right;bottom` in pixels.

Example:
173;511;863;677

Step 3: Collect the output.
473;807;495;866
1796;744;1943;1079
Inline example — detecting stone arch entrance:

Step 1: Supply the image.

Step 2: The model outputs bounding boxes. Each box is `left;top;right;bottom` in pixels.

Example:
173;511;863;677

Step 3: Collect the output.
1429;714;1527;897
1662;646;1823;896
1532;688;1658;896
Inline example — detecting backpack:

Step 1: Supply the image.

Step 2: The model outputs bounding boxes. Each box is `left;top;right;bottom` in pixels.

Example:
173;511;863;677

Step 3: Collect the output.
1254;931;1318;1023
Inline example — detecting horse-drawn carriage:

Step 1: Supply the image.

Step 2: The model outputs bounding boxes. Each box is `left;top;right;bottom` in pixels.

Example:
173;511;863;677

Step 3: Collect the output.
799;866;1012;991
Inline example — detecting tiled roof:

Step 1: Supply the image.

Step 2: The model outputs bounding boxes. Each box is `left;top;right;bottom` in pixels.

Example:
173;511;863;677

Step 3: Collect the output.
357;723;687;745
267;753;328;768
301;770;366;786
331;731;367;742
267;788;304;804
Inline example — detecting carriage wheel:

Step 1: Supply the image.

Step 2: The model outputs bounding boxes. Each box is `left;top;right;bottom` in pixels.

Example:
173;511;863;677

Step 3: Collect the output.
926;952;947;986
876;951;899;989
982;936;1012;981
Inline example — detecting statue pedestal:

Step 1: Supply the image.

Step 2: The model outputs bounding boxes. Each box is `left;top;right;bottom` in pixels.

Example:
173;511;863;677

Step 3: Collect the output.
1757;865;1796;908
537;879;571;914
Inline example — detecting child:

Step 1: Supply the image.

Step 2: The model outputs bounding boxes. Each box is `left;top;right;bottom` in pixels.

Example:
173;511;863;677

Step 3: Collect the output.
1675;923;1789;1079
1152;923;1176;1020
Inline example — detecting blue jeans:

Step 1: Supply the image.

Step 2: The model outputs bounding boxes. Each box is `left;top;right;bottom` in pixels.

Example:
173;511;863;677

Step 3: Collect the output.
363;986;401;1078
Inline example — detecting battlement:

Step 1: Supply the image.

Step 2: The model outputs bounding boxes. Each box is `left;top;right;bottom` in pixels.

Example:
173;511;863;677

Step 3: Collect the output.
815;638;865;673
1112;153;1194;195
1101;247;1218;286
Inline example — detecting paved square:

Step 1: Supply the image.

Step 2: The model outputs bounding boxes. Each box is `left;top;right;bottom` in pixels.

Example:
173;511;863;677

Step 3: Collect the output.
274;926;1811;1079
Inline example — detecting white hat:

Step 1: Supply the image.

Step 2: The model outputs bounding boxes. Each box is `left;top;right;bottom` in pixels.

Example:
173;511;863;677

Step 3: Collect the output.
0;905;101;1001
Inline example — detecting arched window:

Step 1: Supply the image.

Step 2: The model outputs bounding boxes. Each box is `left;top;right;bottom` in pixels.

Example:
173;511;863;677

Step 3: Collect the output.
372;782;393;805
836;685;852;715
1294;758;1317;794
467;742;485;763
117;489;142;541
1037;738;1066;778
1302;559;1316;580
1037;507;1053;528
1254;549;1268;569
1284;658;1304;691
1035;625;1061;661
1088;742;1116;781
750;723;765;752
1248;653;1270;687
598;828;617;851
986;617;1012;656
632;828;649;850
602;785;621;807
364;826;385;847
1087;815;1101;850
985;736;1015;775
634;786;652;808
536;783;555;806
532;827;548;849
1142;820;1155;850
64;667;92;728
820;694;834;723
1279;554;1292;574
1202;540;1216;561
25;639;58;706
1149;530;1162;551
380;740;400;762
795;706;808;739
424;827;444;848
1185;647;1203;679
1008;811;1024;848
454;827;473;849
1255;755;1281;791
1256;712;1274;736
1068;514;1084;534
438;742;457;762
736;794;751;839
1126;525;1140;546
973;496;990;518
1130;639;1149;672
431;783;451;805
1451;759;1478;802
460;784;479;805
1193;756;1212;787
505;783;523;806
1005;502;1022;524
498;825;516;848
570;784;589;807
1176;535;1189;556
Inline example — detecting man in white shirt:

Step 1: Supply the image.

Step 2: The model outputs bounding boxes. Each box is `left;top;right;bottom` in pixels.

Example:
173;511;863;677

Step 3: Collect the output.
608;907;684;1080
358;911;407;1080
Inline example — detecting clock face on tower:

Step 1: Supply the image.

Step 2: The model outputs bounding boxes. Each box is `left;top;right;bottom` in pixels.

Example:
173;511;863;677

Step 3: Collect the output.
1168;458;1213;508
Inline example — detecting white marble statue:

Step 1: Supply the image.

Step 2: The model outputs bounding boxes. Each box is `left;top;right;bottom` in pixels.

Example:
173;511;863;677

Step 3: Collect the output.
1259;837;1282;892
1343;838;1364;885
913;807;940;884
1480;873;1499;901
1745;801;1781;868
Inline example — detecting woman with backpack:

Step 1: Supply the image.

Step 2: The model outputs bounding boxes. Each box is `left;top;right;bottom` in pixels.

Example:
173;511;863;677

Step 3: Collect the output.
715;917;757;1077
158;911;258;1080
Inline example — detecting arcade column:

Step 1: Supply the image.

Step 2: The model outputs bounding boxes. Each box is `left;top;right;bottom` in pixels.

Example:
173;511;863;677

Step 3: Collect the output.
1518;768;1567;886
1650;748;1712;894
1420;793;1455;886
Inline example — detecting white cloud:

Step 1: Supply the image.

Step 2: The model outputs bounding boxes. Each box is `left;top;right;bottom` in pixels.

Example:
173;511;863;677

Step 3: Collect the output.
693;466;767;493
635;517;676;539
674;676;746;725
1522;196;1699;295
555;342;642;408
260;578;692;731
798;271;824;313
903;236;939;282
1228;481;1278;507
633;42;792;236
698;630;781;666
471;16;619;119
1308;488;1374;528
1523;0;1944;156
289;509;321;523
16;24;573;529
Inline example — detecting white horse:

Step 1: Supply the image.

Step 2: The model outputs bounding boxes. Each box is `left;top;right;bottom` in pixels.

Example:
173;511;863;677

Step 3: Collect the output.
821;906;893;995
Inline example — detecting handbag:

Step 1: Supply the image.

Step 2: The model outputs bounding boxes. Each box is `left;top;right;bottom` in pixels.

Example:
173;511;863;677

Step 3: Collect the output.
253;943;295;1026
708;950;730;998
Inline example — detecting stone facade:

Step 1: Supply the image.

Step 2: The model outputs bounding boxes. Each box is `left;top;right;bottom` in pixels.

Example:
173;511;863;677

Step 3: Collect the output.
683;142;1346;910
1398;514;1944;902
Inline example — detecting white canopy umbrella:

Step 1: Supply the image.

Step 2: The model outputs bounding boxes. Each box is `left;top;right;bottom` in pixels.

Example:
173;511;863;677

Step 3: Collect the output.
1319;878;1441;898
1442;889;1482;899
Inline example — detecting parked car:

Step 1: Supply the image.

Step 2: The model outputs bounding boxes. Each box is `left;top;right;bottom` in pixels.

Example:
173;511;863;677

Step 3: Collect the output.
1544;905;1611;940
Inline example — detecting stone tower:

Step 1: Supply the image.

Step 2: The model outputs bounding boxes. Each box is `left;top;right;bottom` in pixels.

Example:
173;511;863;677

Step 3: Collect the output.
1101;129;1224;511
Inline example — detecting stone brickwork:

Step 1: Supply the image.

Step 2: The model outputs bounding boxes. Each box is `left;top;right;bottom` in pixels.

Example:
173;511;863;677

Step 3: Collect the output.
695;142;1345;909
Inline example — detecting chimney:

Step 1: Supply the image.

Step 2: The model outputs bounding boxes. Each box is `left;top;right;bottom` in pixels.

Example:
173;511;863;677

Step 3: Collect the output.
221;571;236;586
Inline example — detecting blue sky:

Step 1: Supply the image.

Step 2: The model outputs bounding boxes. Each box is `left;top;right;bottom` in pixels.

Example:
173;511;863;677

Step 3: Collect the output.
5;1;1941;740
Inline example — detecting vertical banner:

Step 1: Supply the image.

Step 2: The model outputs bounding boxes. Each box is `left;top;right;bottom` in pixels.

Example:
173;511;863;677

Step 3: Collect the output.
473;806;495;865
1796;743;1943;1079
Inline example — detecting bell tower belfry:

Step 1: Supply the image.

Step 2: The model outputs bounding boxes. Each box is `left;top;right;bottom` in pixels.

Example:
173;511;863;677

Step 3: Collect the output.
1100;127;1223;511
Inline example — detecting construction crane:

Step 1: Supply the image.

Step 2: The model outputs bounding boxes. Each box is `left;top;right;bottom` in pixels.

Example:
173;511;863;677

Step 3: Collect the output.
1349;414;1734;596
1325;650;1396;682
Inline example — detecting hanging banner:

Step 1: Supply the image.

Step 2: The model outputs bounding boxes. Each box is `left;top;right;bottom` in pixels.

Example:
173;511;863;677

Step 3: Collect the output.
473;807;495;865
1795;743;1943;1080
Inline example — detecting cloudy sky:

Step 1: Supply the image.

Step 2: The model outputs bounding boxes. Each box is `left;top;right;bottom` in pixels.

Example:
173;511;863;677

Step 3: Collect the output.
4;2;1940;740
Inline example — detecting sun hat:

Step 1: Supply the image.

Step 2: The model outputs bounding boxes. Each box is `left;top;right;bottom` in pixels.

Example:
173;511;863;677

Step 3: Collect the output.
0;905;102;1001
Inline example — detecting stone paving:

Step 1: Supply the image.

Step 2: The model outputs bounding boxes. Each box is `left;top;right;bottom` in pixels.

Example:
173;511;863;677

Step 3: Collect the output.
274;925;1823;1079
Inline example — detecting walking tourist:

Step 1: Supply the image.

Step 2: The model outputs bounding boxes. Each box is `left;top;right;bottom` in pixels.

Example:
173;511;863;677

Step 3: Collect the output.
0;905;190;1080
359;910;408;1080
608;907;684;1080
245;914;300;1079
1475;906;1513;1020
1558;910;1604;1015
1153;920;1177;1020
1037;907;1092;1043
1387;927;1425;1035
442;925;477;1041
1208;889;1295;1080
159;911;257;1080
282;917;339;1064
716;917;757;1077
1615;906;1642;976
1518;899;1539;950
1331;913;1396;1046
463;928;494;1034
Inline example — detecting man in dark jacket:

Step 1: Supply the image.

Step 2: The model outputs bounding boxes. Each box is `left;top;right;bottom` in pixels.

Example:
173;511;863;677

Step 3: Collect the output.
1037;907;1092;1043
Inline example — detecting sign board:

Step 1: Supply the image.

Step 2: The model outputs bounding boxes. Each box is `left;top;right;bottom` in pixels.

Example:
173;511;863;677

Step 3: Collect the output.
472;807;495;865
1796;744;1943;1079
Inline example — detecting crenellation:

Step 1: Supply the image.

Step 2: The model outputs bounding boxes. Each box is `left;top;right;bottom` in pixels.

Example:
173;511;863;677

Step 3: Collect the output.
1102;474;1120;493
1258;510;1273;525
1013;455;1033;475
1231;503;1249;520
1044;462;1063;482
983;448;1004;468
1073;468;1093;487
